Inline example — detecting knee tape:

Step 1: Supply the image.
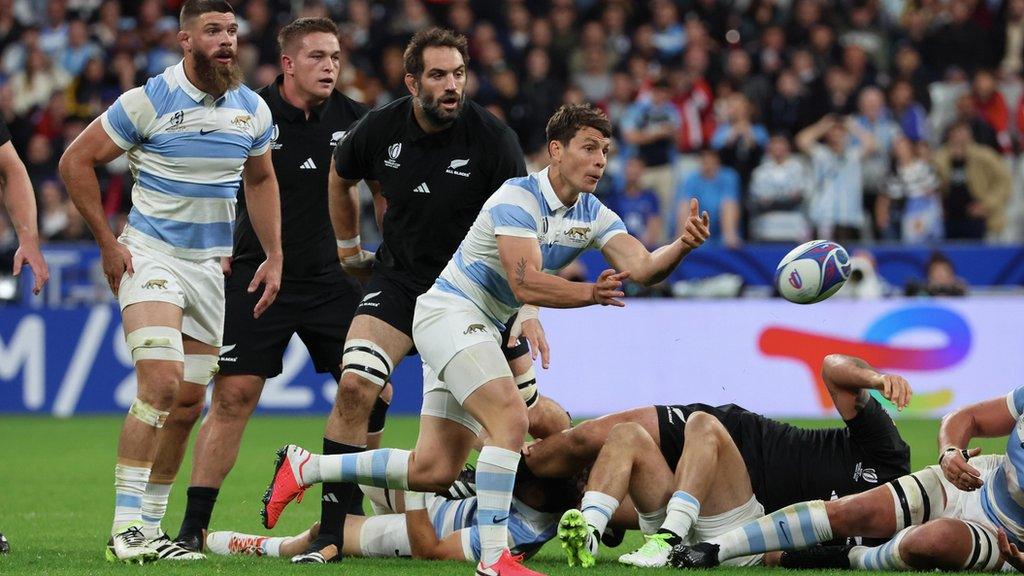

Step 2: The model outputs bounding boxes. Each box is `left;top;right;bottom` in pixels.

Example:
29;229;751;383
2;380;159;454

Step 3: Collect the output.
129;397;170;428
183;354;219;385
341;339;394;387
962;521;1000;571
516;366;539;408
886;470;945;530
125;326;184;363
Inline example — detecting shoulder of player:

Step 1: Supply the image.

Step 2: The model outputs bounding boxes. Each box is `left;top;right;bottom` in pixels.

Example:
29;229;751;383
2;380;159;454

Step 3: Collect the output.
327;91;371;125
487;174;543;209
463;100;518;143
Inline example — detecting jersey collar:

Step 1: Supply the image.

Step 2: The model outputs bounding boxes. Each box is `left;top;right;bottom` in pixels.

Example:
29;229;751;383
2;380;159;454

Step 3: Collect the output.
268;75;330;123
538;166;575;212
173;60;218;104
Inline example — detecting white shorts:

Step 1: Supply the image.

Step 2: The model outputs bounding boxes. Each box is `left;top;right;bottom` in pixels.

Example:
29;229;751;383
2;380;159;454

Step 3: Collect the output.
117;238;225;347
935;454;1003;530
686;495;766;567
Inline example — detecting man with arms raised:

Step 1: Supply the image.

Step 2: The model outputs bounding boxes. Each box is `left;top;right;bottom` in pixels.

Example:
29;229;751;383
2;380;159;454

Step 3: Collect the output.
263;103;711;576
58;0;281;563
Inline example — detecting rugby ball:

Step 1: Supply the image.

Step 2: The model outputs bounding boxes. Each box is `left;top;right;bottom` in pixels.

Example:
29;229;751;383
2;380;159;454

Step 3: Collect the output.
775;240;851;304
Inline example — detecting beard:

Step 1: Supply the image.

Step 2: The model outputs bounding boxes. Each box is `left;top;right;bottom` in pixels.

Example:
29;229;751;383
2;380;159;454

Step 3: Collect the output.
417;88;464;127
193;47;243;95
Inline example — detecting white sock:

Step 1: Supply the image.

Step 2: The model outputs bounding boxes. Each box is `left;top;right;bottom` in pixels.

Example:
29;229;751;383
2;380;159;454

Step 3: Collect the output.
662;490;700;540
581;491;619;537
320;448;410;490
711;500;832;562
476;446;520;566
140;482;172;539
113;464;151;534
638;507;667;535
849;527;911;570
263;536;284;557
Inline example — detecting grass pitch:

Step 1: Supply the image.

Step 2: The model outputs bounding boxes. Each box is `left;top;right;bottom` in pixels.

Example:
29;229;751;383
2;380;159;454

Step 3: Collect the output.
0;415;1007;575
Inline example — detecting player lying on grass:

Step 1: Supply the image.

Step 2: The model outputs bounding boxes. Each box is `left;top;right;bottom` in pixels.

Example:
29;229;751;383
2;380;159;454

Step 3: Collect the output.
529;354;912;568
669;385;1024;572
207;464;582;562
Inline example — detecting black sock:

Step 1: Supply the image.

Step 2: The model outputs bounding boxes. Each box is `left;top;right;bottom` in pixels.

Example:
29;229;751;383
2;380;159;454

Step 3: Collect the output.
657;528;683;547
176;486;219;539
315;438;363;550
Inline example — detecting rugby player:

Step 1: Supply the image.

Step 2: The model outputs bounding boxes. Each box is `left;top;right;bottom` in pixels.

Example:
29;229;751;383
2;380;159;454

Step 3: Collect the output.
59;0;282;563
0;117;49;294
670;385;1024;572
551;354;911;568
262;103;712;576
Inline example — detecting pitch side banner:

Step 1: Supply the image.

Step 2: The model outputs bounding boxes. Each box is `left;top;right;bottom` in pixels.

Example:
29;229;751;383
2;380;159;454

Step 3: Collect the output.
0;299;1019;417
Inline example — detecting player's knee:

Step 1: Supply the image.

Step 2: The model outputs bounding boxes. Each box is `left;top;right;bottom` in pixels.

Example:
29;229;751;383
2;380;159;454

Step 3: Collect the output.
488;399;529;448
211;384;260;421
137;367;183;410
336;371;381;412
410;456;462;492
900;521;966;570
608;422;649;446
169;395;204;428
826;496;881;535
684;411;728;447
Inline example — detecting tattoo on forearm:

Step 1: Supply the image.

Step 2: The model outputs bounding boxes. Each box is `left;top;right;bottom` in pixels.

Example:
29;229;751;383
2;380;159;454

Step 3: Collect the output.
515;258;527;286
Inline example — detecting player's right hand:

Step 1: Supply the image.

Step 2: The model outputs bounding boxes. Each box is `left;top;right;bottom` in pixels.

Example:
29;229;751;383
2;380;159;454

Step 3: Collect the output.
100;242;134;297
998;529;1024;573
250;255;282;319
515;318;550;369
592;269;629;307
941;446;983;491
339;247;375;280
875;374;912;411
13;241;49;295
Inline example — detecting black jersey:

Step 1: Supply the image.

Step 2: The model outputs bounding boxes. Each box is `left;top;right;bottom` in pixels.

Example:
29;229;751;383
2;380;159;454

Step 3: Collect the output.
230;76;369;293
0;117;10;147
656;399;910;513
333;95;527;289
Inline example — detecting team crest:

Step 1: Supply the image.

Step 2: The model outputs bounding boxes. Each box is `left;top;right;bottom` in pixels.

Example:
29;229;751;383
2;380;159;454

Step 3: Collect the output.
331;131;346;147
231;114;253;128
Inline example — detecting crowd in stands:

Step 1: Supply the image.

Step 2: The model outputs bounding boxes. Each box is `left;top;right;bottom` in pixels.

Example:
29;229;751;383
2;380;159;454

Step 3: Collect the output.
3;0;1024;260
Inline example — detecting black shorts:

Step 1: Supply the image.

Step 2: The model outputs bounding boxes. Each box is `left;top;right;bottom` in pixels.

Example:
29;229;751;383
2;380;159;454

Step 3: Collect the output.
355;267;529;360
219;285;361;378
655;398;910;512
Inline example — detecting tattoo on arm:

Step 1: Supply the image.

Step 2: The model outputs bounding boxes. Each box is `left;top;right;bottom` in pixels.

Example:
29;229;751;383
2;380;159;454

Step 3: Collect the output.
515;258;527;287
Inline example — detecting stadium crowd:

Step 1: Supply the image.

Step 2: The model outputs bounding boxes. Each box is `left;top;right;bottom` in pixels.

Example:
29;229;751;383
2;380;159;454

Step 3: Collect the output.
2;0;1024;258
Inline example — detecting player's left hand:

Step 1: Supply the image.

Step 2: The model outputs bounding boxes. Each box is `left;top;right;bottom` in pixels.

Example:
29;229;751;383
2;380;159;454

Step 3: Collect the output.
13;242;49;295
998;529;1024;573
678;198;711;249
249;254;282;319
874;374;912;411
513;318;550;369
340;247;375;281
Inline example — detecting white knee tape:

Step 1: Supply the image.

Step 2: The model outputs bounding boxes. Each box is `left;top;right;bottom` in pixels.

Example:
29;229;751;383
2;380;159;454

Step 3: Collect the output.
962;521;1001;571
341;339;394;387
887;469;945;530
183;354;219;385
129;397;170;428
125;326;184;363
516;366;539;408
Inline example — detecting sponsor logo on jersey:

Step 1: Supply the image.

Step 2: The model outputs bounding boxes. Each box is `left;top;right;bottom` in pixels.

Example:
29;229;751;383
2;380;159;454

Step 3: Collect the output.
446;158;471;177
413;182;431;194
300;158;317;170
385;142;402;169
142;279;168;289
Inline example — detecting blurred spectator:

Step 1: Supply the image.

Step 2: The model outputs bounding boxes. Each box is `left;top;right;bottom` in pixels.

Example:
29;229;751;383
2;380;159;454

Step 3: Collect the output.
60;19;101;76
38;179;68;240
837;250;892;299
928;0;993;75
677;148;741;248
905;251;968;296
650;0;685;61
888;79;929;143
879;136;944;242
933;122;1011;240
8;48;69;115
67;57;114;118
999;0;1024;77
765;70;806;135
669;63;715;153
608;157;663;248
621;78;679;223
712;92;768;191
797;114;877;241
970;69;1013;153
950;93;1001;151
749;134;810;242
572;45;612;103
855;87;901;232
722;49;770;112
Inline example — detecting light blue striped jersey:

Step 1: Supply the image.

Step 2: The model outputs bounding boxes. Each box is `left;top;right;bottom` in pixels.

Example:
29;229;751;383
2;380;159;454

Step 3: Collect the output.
980;387;1024;544
100;60;273;260
463;497;558;560
435;166;627;328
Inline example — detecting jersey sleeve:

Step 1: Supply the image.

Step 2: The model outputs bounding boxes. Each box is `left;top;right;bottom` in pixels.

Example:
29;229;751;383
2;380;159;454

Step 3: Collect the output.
488;127;528;192
592;202;628;248
100;86;153;151
1006;387;1024;419
0;117;10;147
249;98;274;156
488;183;542;239
333;112;375;181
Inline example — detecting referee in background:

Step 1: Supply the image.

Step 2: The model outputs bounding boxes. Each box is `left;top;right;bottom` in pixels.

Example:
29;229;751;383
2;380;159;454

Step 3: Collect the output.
164;18;371;552
280;27;541;563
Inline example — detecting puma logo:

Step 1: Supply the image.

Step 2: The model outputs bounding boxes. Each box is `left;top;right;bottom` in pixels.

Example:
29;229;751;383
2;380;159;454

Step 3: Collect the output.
463;324;487;335
142;279;168;289
564;226;591;240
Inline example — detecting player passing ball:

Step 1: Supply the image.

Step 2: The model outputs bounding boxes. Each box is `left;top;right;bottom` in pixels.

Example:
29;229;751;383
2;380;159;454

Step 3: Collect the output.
263;103;711;576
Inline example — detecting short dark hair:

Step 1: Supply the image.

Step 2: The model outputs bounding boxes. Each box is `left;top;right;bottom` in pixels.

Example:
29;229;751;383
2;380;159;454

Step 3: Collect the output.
179;0;234;29
277;17;339;54
403;27;469;78
545;104;613;147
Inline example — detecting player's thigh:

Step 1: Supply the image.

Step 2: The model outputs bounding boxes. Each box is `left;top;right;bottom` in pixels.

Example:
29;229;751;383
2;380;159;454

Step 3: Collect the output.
177;254;226;347
826;481;901;538
122;300;183;333
681;412;754;513
219;287;296;378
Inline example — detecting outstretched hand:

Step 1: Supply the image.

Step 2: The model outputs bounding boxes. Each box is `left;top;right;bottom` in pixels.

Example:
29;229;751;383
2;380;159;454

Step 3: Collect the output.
592;268;629;307
679;198;711;249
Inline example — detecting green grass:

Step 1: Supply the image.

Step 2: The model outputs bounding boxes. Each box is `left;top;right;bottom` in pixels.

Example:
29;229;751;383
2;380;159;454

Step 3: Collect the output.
0;415;1008;575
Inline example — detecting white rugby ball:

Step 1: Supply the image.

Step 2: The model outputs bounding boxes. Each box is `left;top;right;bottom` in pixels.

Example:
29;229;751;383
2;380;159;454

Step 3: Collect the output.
775;239;852;304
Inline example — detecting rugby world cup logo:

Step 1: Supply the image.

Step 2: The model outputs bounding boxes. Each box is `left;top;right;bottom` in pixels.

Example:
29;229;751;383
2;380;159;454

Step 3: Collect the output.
788;270;803;289
758;306;971;412
388;143;401;160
